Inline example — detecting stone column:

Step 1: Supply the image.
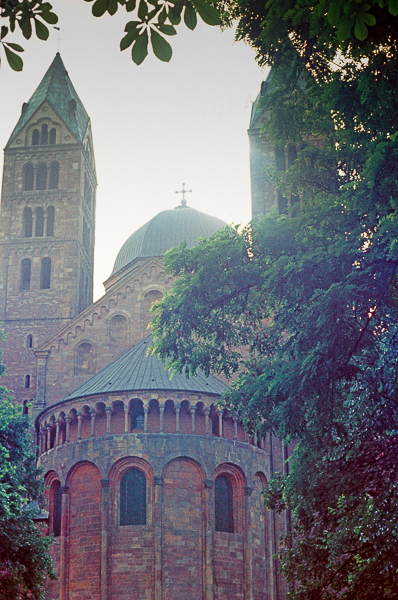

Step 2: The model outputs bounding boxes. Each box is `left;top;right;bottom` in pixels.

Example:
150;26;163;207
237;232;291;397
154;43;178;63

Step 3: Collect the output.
55;419;61;447
46;425;51;449
204;479;214;600
190;406;196;434
65;416;70;443
101;479;110;600
175;404;180;433
244;486;254;600
233;415;238;440
106;406;112;435
77;412;83;441
205;407;211;435
40;427;46;453
144;404;149;433
59;486;69;600
90;408;96;437
154;477;163;600
159;404;165;433
218;410;223;438
124;403;129;433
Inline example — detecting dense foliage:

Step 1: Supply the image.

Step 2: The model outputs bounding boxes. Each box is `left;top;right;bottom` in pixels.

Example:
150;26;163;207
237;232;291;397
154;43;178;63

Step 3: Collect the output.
0;393;54;599
151;2;398;597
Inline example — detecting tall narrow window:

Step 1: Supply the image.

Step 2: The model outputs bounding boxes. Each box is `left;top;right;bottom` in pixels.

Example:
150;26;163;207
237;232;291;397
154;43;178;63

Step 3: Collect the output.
24;164;34;191
49;162;59;190
40;257;51;289
36;164;47;190
20;258;31;291
35;207;44;237
26;335;33;348
41;124;48;145
49;128;56;145
32;129;39;146
215;474;233;533
24;374;30;389
75;342;95;375
22;207;33;237
52;481;62;537
120;468;146;526
46;206;55;236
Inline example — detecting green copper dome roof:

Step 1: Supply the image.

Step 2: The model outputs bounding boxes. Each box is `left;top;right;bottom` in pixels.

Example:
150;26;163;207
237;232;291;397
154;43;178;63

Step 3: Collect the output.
64;335;227;401
7;53;90;145
112;203;228;275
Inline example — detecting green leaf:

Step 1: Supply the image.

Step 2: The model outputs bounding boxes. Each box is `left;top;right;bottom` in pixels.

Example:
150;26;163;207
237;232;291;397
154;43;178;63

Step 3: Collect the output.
92;0;109;17
184;3;197;29
157;23;177;35
327;0;341;26
107;0;119;15
125;19;141;31
362;12;376;25
5;43;24;52
132;30;148;64
336;18;354;40
190;0;220;25
40;11;59;25
120;27;140;50
19;18;32;40
150;28;172;61
34;19;49;41
138;0;148;20
158;8;167;24
4;45;23;71
354;15;368;40
1;26;8;40
126;0;137;11
40;3;54;11
169;5;182;24
388;0;398;15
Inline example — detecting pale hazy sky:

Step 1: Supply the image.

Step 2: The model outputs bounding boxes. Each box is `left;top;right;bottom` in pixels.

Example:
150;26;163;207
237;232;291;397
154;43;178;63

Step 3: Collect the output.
0;0;266;299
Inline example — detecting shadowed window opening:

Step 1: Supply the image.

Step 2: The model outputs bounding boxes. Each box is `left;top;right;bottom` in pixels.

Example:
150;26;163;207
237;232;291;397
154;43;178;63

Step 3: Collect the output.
24;374;30;389
215;474;233;533
75;342;95;375
35;207;44;237
40;257;51;289
20;258;31;291
36;164;47;190
120;468;146;526
32;129;39;146
53;481;62;537
46;206;54;236
22;207;32;237
49;128;56;145
41;124;48;145
49;162;59;190
24;164;34;191
26;335;33;348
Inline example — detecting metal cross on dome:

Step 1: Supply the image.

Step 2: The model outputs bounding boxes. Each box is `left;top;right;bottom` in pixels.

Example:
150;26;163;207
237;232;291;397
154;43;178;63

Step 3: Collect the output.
175;183;192;207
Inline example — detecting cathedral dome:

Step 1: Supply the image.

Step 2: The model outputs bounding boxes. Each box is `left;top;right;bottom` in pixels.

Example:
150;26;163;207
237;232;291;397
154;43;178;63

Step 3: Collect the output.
112;202;228;275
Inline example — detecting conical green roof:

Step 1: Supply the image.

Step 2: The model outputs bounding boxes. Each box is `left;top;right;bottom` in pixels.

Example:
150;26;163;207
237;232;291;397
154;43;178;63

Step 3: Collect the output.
7;53;90;145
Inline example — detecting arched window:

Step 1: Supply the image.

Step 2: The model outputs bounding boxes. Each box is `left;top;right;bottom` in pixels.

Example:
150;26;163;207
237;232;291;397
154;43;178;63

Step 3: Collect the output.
40;257;51;289
46;206;55;236
23;164;34;191
22;207;32;237
49;128;56;145
49;162;59;190
35;207;44;237
75;342;95;375
41;124;48;145
26;334;33;348
36;164;47;190
52;481;62;537
20;258;31;291
120;468;146;526
215;474;233;533
24;374;30;389
32;129;39;146
144;290;163;330
109;314;128;346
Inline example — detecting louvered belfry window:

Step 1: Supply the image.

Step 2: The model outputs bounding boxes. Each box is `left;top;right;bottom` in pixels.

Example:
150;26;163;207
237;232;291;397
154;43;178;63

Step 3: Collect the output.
120;468;146;526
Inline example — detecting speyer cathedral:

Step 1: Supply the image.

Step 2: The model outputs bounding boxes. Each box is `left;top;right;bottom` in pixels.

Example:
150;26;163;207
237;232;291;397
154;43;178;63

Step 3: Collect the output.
0;54;291;600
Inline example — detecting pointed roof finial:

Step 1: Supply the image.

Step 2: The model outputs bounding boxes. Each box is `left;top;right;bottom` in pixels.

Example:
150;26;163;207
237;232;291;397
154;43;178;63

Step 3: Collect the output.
175;183;192;207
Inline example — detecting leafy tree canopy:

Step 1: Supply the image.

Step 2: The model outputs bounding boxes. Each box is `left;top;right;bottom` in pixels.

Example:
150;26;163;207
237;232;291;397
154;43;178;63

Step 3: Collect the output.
0;392;54;599
150;2;398;597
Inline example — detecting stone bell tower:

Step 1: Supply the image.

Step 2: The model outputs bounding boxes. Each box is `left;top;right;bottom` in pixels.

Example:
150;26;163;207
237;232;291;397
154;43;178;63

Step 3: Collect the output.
0;53;96;406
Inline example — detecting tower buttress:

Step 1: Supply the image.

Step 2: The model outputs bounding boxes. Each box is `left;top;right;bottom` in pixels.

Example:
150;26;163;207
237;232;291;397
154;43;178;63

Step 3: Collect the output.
0;53;97;405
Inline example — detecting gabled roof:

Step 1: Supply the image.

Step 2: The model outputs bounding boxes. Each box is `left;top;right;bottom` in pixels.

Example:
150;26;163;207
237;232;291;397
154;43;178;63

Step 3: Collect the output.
7;53;90;145
64;335;228;402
